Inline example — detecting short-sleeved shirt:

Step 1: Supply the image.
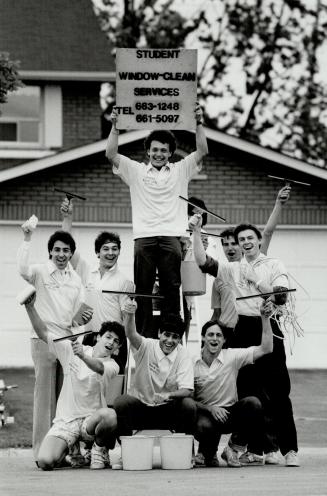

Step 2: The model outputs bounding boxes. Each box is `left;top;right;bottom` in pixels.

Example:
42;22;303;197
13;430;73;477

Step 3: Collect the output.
201;253;289;316
113;154;201;239
193;347;255;408
131;337;194;406
48;335;119;423
75;259;134;330
17;241;83;338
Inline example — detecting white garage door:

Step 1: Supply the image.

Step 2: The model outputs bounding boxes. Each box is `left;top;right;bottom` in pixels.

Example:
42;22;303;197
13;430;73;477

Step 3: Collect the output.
0;222;326;368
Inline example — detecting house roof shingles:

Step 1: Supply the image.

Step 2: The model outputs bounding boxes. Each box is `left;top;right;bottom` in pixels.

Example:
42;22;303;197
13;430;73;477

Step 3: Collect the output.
0;0;114;73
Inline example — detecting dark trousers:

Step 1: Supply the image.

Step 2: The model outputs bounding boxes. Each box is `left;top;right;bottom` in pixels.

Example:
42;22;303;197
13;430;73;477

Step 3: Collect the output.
114;394;196;436
195;397;264;460
134;236;182;337
231;315;298;455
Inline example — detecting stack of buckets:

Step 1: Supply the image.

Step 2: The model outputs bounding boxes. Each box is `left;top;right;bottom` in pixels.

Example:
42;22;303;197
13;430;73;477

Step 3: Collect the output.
120;434;193;470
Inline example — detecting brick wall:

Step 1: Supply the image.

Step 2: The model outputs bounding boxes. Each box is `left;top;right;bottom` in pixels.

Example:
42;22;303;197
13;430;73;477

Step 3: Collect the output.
0;136;327;224
62;82;103;149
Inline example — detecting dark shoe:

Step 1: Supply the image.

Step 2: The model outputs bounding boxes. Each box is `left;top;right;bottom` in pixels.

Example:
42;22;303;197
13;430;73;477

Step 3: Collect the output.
206;454;220;468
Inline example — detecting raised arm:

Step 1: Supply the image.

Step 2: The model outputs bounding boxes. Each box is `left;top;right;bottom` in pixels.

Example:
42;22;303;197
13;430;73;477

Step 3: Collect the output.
189;213;207;266
261;185;291;255
24;293;48;343
71;341;104;375
17;222;36;282
194;102;208;165
122;297;142;350
253;300;274;361
105;106;120;167
60;198;79;269
61;197;73;233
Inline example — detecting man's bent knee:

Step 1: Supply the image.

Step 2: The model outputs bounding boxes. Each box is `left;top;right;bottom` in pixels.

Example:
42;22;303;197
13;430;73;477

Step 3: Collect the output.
37;456;55;471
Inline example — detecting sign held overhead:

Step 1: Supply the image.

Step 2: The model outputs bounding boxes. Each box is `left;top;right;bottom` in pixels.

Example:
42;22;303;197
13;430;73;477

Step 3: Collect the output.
116;48;198;130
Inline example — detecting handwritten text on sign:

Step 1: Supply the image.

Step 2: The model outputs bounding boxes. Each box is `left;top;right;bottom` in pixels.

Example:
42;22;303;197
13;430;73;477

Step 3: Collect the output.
115;49;197;130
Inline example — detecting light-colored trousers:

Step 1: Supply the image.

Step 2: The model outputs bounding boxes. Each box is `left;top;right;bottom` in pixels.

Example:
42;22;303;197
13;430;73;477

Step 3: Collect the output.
30;338;62;460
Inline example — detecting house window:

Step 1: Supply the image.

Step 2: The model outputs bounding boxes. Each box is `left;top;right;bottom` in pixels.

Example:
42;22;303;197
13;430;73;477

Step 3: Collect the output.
0;85;62;149
0;86;41;144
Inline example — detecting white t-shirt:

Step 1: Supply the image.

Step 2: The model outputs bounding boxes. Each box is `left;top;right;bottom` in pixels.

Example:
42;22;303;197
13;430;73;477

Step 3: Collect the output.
76;259;134;330
193;347;255;408
131;337;194;406
48;335;119;423
113;153;201;239
218;254;289;316
17;241;83;338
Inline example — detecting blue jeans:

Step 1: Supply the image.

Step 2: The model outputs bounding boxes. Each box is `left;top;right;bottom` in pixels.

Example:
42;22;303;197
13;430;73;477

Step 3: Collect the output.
134;236;182;337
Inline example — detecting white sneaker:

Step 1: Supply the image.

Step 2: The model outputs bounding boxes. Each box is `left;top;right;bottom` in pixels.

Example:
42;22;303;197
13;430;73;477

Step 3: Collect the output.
265;451;280;465
111;455;123;470
285;450;300;467
90;443;110;470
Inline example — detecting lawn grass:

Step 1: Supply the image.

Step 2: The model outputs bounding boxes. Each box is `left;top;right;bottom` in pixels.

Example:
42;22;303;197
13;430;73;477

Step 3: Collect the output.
0;368;326;449
0;368;34;449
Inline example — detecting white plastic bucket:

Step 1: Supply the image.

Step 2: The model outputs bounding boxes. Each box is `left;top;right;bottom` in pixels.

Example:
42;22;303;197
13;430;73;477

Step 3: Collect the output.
181;260;206;296
159;434;193;470
121;435;155;470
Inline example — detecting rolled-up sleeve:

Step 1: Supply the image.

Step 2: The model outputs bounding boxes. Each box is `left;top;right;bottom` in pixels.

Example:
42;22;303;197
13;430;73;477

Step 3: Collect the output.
176;355;194;391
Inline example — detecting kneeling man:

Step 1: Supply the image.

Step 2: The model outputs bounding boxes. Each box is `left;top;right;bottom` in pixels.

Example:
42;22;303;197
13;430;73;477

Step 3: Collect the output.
113;299;196;468
193;300;273;468
24;291;126;470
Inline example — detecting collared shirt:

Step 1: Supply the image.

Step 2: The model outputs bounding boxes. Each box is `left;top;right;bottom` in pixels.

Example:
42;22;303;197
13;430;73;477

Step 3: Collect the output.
201;253;289;317
75;258;134;331
48;334;119;423
17;241;83;338
131;337;194;406
193;347;255;408
113;153;201;239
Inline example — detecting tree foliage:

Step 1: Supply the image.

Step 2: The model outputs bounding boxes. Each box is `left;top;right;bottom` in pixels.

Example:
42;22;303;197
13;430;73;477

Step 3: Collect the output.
0;52;23;110
93;0;327;167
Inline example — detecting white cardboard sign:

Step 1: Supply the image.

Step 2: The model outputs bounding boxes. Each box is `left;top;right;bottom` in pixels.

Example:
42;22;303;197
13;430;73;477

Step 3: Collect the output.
115;48;197;130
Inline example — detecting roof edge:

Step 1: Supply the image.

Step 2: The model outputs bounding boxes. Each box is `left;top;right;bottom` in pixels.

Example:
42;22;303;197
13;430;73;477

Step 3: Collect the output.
1;127;326;184
0;130;149;183
205;128;327;181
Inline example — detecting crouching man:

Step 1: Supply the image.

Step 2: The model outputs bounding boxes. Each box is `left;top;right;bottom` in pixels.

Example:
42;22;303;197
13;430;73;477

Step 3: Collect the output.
193;300;273;468
23;291;126;470
113;298;196;469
